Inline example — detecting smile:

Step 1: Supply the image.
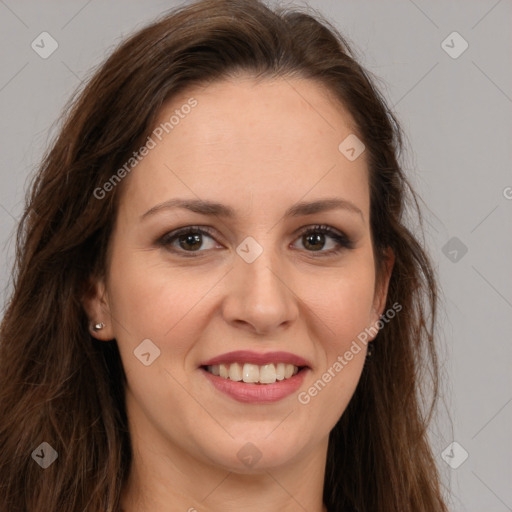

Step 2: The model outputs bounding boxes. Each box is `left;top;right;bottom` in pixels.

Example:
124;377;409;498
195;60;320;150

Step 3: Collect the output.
199;350;311;403
204;362;302;384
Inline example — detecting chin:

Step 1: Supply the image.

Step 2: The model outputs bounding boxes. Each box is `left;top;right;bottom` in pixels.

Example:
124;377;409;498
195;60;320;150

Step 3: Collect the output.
200;431;311;473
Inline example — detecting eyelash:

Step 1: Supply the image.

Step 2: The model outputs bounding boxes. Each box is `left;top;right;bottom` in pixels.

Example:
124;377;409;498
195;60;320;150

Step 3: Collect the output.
157;224;354;258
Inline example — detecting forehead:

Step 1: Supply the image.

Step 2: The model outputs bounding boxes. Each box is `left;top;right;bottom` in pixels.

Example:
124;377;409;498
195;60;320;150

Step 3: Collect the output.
118;75;369;222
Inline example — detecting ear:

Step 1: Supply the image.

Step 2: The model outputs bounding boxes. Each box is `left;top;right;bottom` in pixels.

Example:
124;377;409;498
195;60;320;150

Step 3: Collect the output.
369;247;395;338
81;275;115;341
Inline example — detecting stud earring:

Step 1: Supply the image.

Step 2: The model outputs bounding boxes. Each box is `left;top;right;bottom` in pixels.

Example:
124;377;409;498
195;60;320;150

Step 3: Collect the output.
92;322;105;332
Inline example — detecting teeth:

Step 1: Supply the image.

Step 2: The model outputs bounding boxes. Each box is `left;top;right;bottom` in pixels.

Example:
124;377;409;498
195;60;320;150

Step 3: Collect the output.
276;362;285;381
206;362;300;384
229;362;243;381
243;363;260;383
219;364;229;378
259;364;276;384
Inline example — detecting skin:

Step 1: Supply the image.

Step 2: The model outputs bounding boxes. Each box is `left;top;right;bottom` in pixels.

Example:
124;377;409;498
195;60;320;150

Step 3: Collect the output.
83;74;393;512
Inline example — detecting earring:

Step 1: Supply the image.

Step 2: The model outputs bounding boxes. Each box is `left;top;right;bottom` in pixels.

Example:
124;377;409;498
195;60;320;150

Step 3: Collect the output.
92;322;105;332
366;342;374;358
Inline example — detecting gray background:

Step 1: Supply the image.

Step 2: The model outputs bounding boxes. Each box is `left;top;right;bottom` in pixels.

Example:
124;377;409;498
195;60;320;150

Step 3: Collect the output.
1;0;511;510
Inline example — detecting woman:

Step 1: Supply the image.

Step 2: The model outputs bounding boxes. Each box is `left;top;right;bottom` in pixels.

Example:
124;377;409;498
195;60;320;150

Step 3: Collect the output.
0;0;448;510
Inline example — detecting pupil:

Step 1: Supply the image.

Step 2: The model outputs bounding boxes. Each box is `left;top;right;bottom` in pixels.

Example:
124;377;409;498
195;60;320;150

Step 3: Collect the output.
180;233;202;250
305;233;324;251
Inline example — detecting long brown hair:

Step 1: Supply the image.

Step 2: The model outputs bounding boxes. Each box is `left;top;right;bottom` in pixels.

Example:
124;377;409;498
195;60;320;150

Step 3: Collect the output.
0;0;448;510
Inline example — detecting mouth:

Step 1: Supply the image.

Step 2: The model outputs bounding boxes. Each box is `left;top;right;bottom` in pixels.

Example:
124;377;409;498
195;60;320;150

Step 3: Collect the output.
199;350;311;403
201;362;307;385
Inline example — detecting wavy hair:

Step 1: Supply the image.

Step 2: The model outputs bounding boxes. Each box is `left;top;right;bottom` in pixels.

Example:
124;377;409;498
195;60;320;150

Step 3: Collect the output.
0;0;448;510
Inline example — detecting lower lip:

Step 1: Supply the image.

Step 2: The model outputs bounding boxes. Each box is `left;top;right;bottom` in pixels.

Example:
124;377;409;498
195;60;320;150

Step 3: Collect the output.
200;367;309;403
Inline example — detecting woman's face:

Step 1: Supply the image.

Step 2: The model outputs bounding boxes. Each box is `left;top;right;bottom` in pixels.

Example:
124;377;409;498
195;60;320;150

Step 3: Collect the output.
88;75;391;474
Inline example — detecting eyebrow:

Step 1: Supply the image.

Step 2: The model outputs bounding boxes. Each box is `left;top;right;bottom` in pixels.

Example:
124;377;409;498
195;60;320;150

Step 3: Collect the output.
140;197;364;221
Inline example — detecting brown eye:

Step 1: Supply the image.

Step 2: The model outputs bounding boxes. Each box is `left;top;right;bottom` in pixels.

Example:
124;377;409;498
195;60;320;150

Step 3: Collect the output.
158;226;219;254
293;225;353;255
302;232;327;251
177;232;203;251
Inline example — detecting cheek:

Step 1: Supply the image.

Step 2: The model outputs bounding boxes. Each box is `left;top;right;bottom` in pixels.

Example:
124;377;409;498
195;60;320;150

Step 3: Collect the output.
106;253;210;421
306;262;376;345
296;257;375;420
106;248;231;376
108;254;201;337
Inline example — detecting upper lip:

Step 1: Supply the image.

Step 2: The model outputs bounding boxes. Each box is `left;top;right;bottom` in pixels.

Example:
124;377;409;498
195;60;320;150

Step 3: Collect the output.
200;350;311;368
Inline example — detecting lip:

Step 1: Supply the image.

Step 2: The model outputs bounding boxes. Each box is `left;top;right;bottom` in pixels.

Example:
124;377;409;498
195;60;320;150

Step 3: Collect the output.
199;350;312;368
201;366;309;404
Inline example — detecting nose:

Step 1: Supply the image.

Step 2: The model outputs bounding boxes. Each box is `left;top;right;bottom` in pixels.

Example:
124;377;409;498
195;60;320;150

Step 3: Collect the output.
221;245;299;336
